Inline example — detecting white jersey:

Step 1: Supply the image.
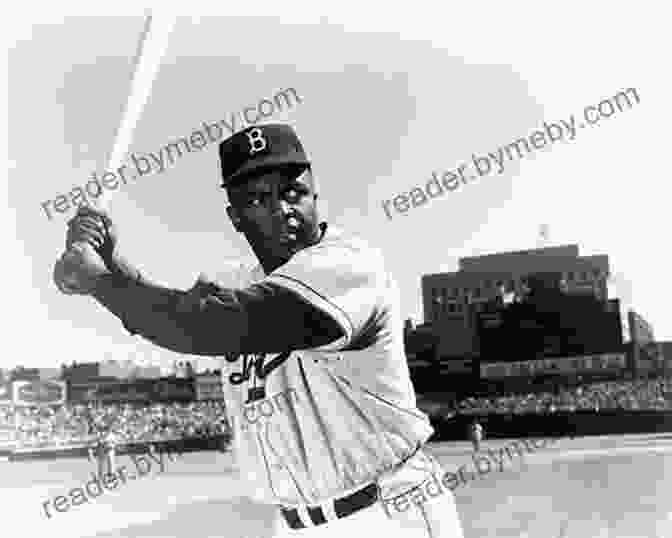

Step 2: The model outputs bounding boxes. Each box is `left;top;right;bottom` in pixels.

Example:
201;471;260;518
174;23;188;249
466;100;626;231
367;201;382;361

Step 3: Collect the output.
221;225;433;506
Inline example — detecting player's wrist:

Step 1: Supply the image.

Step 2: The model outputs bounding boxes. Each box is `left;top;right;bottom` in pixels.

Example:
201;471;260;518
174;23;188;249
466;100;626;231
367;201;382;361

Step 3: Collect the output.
104;250;143;284
89;255;144;302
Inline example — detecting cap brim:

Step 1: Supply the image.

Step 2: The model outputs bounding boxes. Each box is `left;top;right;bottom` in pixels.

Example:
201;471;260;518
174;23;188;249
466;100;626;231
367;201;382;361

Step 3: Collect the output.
223;152;310;187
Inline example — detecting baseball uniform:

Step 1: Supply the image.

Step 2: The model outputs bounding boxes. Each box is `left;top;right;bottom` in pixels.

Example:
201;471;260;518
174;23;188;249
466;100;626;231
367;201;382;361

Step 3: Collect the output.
77;124;464;537
226;224;465;538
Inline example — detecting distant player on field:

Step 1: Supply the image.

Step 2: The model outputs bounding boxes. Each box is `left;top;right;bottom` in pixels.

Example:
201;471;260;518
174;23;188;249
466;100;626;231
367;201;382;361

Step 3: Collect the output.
469;420;484;453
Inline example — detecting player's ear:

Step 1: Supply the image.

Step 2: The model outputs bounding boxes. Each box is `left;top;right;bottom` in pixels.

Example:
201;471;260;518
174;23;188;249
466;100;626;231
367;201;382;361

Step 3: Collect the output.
226;205;243;232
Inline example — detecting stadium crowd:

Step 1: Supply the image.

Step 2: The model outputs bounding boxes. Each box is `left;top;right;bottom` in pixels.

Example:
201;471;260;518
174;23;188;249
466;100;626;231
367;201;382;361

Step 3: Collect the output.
450;376;672;416
0;400;230;449
3;377;671;449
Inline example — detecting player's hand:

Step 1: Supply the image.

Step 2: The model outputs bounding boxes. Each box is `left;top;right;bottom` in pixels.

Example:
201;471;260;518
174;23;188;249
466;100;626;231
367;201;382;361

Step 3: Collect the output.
66;206;120;273
53;242;111;295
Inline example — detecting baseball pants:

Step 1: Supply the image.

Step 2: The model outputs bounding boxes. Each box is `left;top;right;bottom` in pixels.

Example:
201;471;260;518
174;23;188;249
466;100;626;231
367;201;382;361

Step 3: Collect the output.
272;450;464;538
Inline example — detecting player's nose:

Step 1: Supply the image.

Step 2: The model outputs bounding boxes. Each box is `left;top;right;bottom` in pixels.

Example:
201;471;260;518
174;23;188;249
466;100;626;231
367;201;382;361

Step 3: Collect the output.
270;196;292;217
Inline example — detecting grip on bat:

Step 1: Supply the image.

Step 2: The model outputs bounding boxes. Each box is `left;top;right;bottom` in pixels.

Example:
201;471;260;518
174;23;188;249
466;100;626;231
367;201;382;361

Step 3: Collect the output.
53;242;101;295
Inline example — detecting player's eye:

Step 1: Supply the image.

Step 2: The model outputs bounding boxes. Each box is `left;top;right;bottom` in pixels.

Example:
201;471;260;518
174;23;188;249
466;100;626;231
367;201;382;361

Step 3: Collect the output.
245;195;264;208
284;185;307;203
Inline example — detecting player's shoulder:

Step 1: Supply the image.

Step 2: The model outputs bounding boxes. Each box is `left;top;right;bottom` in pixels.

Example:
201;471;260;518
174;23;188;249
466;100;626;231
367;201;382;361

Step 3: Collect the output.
300;223;385;267
253;223;390;290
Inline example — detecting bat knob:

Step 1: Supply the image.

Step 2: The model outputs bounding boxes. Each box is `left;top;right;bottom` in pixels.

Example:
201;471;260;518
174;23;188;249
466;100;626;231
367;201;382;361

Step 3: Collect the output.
53;243;99;295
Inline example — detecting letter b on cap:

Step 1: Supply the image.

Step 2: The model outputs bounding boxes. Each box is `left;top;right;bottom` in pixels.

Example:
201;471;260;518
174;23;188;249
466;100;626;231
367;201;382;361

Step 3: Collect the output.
246;128;267;155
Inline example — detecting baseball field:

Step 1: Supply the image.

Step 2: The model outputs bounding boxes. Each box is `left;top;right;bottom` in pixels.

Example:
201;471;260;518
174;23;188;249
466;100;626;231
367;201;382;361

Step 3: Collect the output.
1;434;670;538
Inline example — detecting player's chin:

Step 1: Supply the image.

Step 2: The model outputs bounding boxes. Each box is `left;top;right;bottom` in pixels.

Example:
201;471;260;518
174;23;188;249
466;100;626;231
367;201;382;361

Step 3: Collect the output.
270;242;298;262
273;233;304;254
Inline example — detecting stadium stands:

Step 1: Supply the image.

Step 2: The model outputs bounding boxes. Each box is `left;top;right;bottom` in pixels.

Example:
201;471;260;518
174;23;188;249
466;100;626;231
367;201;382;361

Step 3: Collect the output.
0;401;230;450
447;376;672;417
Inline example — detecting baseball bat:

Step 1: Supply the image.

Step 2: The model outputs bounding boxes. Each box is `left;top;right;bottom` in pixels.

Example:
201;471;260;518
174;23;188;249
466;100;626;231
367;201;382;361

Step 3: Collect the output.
54;13;176;293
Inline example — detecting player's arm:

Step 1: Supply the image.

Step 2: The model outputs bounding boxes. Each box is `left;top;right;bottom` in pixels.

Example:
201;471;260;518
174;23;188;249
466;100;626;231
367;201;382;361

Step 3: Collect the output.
58;206;343;354
91;273;344;355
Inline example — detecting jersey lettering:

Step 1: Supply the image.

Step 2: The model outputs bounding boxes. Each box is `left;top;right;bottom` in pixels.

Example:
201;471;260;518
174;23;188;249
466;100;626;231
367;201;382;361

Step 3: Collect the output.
225;351;293;384
225;350;294;402
225;352;265;385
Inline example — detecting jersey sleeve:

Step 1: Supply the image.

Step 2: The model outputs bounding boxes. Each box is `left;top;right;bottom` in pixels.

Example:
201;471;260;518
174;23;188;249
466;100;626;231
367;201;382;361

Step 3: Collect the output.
264;236;384;351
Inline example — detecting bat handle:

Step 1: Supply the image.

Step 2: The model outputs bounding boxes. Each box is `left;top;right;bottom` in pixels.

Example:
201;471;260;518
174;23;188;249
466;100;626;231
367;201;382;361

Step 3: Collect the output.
54;179;118;293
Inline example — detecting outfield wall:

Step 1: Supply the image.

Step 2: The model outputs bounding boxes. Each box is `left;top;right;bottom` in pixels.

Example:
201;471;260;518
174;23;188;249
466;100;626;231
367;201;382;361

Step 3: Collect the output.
430;410;672;441
8;434;231;462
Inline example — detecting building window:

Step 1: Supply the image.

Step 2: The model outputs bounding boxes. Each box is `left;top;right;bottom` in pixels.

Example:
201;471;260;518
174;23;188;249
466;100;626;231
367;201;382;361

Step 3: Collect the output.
567;271;575;281
580;271;588;281
473;287;481;298
448;303;456;313
593;269;601;279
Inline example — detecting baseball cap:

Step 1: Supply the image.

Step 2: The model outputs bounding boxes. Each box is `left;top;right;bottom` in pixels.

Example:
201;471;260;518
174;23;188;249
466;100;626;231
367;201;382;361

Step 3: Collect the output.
218;124;311;188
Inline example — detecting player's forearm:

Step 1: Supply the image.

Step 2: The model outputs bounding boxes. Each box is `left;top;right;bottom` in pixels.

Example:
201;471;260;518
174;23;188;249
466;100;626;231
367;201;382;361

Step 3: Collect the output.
91;273;225;355
90;274;344;355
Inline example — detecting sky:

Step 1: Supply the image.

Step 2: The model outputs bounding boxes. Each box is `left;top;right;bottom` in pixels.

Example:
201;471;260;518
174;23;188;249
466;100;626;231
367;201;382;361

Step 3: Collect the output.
3;4;671;370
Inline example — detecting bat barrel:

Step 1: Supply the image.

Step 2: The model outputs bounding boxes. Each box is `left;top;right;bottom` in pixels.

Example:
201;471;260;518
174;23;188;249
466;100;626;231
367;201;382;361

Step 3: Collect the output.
54;13;176;294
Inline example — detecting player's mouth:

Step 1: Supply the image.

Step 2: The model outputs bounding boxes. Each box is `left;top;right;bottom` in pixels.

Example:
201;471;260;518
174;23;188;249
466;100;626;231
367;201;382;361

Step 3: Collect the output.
277;216;302;245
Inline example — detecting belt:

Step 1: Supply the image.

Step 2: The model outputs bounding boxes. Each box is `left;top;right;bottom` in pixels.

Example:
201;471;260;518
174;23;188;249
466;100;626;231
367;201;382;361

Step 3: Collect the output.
280;482;379;529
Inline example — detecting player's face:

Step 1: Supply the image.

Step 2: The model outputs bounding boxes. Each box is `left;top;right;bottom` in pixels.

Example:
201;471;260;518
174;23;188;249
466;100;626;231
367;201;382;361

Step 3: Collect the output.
226;166;320;267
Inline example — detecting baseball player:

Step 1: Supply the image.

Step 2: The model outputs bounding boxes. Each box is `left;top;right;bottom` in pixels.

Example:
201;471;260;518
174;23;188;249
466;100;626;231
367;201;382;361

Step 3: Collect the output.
469;420;484;453
54;124;465;537
87;444;96;464
91;427;117;477
103;428;118;475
